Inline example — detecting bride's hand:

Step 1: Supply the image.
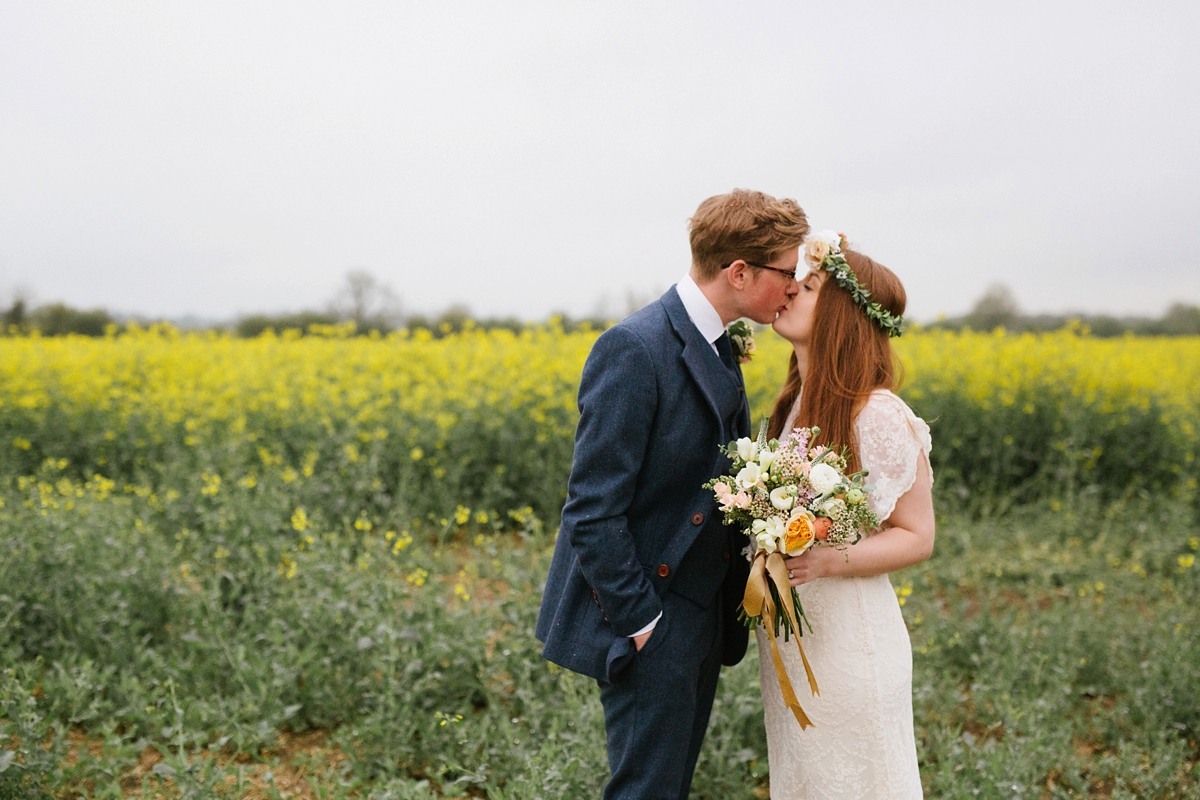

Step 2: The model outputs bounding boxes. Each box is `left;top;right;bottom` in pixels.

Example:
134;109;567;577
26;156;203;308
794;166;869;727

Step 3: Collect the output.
784;547;834;586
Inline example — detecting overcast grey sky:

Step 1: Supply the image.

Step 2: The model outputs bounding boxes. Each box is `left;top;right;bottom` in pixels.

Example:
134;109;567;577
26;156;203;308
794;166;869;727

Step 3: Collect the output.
2;1;1198;322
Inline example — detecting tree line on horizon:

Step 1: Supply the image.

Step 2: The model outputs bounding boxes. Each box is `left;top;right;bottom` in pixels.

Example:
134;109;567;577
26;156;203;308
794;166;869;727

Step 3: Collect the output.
3;273;1199;339
926;284;1200;337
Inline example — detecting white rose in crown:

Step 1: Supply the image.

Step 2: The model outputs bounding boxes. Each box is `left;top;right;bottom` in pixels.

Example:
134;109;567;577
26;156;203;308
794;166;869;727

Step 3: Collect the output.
808;462;842;495
803;230;844;268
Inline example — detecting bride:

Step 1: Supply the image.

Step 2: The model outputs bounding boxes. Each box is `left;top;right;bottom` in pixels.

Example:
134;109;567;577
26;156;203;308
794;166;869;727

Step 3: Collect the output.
758;234;935;799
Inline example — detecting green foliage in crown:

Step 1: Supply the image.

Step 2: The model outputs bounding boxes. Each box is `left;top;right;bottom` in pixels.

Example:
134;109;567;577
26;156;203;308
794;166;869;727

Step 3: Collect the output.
803;230;905;338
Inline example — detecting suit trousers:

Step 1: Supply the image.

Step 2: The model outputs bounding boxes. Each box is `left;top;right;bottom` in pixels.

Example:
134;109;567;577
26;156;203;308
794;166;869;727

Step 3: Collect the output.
598;589;723;800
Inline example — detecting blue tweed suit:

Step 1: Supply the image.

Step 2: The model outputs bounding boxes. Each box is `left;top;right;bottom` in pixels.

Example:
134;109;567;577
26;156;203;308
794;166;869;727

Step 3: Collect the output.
536;286;752;799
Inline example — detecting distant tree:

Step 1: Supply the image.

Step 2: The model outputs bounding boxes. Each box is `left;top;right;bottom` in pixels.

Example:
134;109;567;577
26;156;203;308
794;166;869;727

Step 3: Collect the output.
1083;315;1127;338
2;298;28;333
31;303;114;336
1157;302;1200;336
329;269;402;332
964;283;1020;331
235;310;341;338
405;304;473;336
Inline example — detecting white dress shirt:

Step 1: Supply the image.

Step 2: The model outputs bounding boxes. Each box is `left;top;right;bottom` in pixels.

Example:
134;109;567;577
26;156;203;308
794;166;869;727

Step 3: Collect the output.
629;274;726;639
674;273;724;356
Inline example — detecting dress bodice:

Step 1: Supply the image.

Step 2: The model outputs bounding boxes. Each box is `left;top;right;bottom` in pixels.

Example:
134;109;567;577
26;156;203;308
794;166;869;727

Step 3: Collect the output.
780;389;932;522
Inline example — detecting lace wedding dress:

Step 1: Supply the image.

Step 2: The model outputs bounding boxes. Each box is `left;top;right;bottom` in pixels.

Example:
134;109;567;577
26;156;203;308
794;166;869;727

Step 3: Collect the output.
757;389;931;799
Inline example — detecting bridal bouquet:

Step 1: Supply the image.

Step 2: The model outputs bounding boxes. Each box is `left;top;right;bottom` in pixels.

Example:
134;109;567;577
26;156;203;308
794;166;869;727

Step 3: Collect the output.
706;422;879;728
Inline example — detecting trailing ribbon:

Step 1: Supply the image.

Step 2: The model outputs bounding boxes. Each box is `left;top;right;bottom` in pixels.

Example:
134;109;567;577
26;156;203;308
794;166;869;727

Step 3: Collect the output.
743;551;820;729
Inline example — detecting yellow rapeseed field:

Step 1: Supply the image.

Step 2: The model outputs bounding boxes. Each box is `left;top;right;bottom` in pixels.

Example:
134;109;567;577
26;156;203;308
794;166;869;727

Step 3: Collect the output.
1;324;1197;513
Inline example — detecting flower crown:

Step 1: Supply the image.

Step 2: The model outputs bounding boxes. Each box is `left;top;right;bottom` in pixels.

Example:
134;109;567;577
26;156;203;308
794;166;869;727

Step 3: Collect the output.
803;231;904;338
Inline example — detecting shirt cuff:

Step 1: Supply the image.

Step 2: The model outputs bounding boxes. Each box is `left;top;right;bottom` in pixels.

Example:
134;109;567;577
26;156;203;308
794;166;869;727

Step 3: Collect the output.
628;611;662;638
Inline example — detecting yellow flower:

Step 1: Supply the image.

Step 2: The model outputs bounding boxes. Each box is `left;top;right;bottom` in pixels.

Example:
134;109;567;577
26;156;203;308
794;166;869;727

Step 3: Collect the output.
392;531;412;554
783;509;816;555
291;508;309;531
1179;554;1195;570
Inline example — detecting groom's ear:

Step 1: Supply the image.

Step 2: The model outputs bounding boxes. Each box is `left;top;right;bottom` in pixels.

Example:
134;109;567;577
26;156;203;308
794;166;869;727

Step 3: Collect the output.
723;260;752;292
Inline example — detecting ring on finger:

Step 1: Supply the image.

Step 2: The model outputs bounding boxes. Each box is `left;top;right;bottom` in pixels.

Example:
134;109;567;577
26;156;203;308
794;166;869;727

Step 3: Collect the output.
788;570;794;579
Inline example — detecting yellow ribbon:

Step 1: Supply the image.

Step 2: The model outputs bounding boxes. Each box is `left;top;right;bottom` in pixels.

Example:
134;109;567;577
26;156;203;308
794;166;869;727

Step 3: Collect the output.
743;551;820;729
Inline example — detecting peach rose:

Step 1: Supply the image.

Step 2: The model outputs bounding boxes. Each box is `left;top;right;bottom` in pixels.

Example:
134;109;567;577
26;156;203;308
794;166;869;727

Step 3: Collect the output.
813;517;832;541
783;509;816;555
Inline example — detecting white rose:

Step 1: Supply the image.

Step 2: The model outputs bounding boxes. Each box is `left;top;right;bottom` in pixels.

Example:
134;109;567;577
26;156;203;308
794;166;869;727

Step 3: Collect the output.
822;498;846;516
736;462;762;490
769;486;794;511
804;237;830;267
845;487;865;505
809;463;841;494
736;437;759;462
815;229;842;249
803;230;843;267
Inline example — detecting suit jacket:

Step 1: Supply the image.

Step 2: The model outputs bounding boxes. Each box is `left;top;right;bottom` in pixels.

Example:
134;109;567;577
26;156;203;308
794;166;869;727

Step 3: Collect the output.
536;286;752;682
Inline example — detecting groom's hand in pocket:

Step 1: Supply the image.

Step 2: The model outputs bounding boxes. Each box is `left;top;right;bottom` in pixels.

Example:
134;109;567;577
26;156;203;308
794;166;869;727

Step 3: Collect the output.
633;629;654;651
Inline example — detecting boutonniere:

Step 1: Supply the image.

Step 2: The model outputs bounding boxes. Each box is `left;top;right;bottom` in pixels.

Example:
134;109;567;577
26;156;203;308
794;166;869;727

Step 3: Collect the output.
727;320;756;364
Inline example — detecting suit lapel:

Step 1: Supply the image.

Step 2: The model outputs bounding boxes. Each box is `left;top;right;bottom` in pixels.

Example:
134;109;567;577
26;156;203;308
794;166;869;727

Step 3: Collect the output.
662;287;739;436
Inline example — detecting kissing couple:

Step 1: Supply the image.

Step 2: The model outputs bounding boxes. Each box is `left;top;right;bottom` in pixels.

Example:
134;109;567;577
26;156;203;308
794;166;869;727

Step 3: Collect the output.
536;189;936;799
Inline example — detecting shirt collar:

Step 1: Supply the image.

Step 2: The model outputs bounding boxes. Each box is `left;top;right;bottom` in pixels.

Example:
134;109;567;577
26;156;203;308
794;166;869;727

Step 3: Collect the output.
675;273;725;347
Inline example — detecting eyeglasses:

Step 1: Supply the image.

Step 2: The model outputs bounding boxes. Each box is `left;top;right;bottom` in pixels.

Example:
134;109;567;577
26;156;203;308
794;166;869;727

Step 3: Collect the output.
721;261;799;281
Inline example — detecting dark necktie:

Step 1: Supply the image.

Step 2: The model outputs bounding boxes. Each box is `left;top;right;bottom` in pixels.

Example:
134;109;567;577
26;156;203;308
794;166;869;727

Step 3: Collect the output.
715;332;736;372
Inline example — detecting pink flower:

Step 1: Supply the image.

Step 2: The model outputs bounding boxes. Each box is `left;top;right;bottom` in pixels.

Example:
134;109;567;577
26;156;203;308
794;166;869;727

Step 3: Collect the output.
733;491;751;509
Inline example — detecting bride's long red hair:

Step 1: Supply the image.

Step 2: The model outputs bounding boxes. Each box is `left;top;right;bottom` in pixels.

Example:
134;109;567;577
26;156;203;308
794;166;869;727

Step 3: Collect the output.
767;249;907;472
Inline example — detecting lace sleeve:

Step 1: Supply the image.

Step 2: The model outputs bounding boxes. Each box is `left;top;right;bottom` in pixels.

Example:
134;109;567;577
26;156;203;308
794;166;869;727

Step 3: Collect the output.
855;391;933;523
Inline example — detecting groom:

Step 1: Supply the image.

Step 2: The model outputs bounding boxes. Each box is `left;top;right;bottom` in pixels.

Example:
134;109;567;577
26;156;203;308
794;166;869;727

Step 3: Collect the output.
536;189;810;798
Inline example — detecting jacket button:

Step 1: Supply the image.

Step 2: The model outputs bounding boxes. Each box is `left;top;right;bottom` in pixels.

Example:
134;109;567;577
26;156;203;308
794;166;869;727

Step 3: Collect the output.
691;512;705;525
657;564;670;578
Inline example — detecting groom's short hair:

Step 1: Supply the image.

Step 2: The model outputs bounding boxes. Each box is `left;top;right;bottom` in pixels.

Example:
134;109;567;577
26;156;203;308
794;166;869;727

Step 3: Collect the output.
688;190;809;282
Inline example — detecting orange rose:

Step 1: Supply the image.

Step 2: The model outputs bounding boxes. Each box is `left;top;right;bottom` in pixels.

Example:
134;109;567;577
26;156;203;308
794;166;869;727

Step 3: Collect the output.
784;511;815;554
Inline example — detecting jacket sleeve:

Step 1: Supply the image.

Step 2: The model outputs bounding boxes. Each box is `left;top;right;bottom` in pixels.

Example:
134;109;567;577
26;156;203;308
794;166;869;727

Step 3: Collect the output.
560;325;662;636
